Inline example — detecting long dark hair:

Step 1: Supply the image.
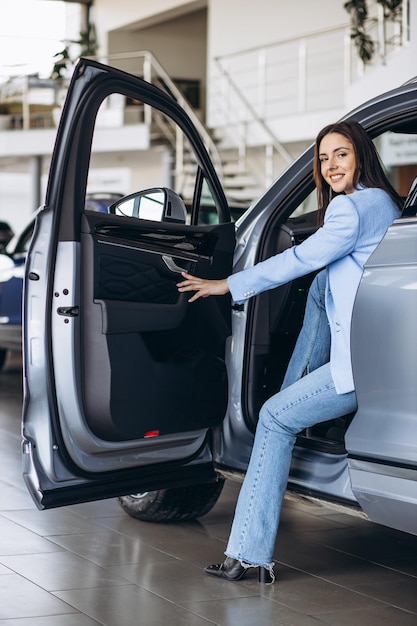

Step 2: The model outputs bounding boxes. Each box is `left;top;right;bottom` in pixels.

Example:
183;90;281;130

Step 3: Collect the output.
313;120;403;225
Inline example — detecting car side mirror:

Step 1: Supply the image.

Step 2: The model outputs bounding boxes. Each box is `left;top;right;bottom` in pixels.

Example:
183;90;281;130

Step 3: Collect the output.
109;187;187;224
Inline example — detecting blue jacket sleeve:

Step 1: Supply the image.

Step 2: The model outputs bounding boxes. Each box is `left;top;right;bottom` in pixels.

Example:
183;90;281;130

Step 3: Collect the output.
227;195;360;303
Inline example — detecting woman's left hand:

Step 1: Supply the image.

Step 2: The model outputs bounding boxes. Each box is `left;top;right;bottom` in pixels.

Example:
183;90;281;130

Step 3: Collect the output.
177;272;229;303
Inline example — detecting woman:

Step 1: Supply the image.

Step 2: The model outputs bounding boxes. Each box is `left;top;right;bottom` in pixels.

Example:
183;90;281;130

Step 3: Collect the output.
177;120;403;583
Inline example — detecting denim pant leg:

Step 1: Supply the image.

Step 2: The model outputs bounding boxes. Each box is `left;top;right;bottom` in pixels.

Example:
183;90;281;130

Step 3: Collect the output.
281;269;330;390
225;363;357;567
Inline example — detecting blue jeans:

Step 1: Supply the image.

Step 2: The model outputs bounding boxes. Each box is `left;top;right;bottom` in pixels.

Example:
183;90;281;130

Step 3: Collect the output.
225;271;357;567
281;270;330;389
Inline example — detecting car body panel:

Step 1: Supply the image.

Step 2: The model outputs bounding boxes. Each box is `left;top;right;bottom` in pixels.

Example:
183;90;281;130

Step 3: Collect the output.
347;217;417;534
21;59;417;535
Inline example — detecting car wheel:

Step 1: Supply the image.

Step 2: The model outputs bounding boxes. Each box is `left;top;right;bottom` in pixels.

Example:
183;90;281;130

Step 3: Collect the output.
117;480;225;522
0;349;8;372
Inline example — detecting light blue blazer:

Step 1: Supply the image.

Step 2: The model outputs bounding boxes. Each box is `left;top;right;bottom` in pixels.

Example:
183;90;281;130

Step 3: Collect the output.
227;187;401;394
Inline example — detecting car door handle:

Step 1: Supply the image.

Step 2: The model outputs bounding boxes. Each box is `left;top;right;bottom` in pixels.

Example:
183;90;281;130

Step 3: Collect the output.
162;255;186;274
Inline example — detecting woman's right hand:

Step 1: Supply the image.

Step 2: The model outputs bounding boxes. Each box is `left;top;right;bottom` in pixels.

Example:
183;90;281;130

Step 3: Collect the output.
177;272;229;303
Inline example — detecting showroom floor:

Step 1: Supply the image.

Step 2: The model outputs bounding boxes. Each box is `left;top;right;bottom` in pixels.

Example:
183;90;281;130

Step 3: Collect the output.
0;353;416;626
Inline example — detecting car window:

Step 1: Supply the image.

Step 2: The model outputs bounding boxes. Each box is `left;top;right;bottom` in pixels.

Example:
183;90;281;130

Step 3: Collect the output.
88;94;226;226
180;183;247;225
402;176;417;216
84;192;124;213
290;189;318;218
373;130;417;211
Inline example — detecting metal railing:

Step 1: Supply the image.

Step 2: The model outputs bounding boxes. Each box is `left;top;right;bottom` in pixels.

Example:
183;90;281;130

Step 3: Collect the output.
208;1;410;188
98;50;224;192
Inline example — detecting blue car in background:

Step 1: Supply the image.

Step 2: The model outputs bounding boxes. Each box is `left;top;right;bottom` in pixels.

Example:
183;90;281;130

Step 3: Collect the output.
0;218;33;369
0;192;123;370
84;192;124;213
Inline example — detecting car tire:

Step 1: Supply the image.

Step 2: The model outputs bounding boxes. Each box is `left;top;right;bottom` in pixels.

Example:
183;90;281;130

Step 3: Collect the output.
0;349;8;372
117;480;225;522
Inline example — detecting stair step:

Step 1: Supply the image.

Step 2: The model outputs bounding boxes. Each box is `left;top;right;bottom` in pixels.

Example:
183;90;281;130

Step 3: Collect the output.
224;187;263;202
148;115;266;207
222;161;248;175
223;175;259;189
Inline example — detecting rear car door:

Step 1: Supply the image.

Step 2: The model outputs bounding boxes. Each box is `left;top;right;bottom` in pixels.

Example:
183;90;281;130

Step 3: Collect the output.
348;209;417;535
22;59;235;509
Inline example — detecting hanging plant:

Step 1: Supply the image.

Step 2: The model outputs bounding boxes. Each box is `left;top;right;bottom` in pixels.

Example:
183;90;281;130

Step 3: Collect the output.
51;47;71;81
50;23;98;81
77;23;98;58
344;0;403;64
376;0;402;15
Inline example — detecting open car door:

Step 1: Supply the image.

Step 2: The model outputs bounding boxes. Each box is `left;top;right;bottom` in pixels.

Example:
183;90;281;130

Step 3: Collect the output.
22;59;235;509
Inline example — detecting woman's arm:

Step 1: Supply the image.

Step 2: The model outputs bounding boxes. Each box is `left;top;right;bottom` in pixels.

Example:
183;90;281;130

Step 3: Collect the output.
177;194;360;304
228;195;359;302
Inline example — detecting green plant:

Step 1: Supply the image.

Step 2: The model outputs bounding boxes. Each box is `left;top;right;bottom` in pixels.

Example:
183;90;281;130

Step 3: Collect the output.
78;23;98;58
344;0;403;64
51;47;71;80
50;23;98;80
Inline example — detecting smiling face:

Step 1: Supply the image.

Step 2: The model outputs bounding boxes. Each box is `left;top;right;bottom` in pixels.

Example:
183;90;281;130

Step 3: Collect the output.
319;132;357;195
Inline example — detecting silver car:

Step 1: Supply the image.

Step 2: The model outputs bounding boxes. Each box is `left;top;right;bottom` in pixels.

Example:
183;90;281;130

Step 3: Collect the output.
22;60;417;535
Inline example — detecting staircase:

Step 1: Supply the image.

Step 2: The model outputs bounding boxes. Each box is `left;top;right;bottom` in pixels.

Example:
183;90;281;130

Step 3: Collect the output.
96;2;411;204
105;50;288;205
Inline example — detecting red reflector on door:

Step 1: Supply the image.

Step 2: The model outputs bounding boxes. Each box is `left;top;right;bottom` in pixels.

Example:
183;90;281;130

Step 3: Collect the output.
144;430;160;438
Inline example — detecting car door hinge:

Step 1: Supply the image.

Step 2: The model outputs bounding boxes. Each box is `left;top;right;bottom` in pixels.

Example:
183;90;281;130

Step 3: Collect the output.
57;306;79;317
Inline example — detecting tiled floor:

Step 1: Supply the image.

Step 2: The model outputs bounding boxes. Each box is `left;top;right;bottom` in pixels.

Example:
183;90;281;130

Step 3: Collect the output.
0;353;416;625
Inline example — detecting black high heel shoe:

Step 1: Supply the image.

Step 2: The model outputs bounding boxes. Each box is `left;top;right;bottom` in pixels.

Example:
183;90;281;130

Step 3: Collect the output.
204;557;275;583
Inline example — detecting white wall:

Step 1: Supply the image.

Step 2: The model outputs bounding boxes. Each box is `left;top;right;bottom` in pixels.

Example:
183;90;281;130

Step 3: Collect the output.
208;0;347;58
94;0;205;57
107;9;207;84
89;150;172;194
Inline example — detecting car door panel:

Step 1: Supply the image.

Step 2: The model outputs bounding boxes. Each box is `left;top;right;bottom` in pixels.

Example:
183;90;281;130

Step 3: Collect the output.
22;59;235;508
347;218;417;535
45;225;234;469
80;212;234;442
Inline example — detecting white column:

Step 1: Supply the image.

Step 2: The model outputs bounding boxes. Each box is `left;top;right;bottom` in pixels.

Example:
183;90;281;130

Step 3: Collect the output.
30;156;42;210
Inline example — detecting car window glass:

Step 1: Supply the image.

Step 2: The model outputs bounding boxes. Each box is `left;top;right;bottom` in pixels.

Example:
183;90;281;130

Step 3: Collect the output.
192;178;248;224
290;189;318;218
87;94;224;225
194;179;219;225
373;131;417;213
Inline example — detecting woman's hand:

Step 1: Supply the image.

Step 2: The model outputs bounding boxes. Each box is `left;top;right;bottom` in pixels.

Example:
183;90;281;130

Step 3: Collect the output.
177;272;229;303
